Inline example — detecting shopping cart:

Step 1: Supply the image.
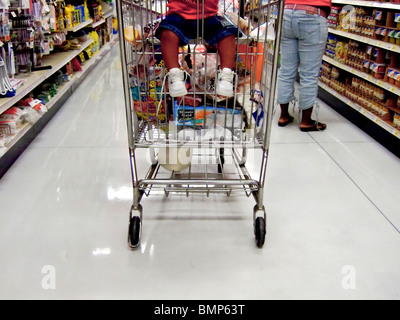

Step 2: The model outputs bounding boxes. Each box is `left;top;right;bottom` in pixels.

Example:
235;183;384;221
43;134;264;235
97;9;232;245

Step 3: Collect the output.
115;0;284;249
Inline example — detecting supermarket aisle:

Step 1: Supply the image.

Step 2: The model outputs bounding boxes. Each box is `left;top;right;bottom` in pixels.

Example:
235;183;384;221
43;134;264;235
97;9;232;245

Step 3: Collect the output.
0;44;399;300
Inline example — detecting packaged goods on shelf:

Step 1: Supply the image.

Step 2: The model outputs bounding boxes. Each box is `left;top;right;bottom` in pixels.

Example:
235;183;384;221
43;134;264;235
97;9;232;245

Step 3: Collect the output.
394;113;400;129
327;7;340;29
385;66;400;87
0;107;25;135
17;97;47;116
0;0;115;176
0;132;6;148
319;0;400;142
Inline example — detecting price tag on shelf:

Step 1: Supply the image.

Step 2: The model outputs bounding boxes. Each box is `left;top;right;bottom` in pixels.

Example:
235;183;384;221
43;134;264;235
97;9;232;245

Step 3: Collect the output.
366;112;377;122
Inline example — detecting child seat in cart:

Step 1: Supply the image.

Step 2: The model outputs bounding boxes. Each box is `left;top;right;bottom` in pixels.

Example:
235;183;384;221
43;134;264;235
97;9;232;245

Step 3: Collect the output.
115;0;284;249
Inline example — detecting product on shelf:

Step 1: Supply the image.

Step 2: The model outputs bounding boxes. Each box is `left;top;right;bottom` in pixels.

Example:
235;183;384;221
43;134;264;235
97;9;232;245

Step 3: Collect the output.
333;4;400;45
0;0;115;176
320;1;400;136
0;132;6;148
394;113;400;129
0;107;24;135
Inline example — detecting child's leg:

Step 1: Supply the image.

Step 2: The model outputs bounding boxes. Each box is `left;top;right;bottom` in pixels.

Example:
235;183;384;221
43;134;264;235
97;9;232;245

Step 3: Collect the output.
160;29;181;71
159;28;187;97
215;34;236;96
217;34;236;70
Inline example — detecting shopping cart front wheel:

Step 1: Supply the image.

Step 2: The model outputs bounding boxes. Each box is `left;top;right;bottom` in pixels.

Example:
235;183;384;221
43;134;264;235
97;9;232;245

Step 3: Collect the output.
128;205;143;249
254;205;267;248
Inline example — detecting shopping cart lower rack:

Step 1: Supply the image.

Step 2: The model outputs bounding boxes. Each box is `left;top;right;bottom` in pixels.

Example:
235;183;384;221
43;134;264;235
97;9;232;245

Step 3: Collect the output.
116;0;284;249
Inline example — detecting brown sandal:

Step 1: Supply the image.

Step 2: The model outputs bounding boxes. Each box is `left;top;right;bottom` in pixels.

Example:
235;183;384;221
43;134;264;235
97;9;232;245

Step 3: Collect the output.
278;115;294;127
300;121;327;132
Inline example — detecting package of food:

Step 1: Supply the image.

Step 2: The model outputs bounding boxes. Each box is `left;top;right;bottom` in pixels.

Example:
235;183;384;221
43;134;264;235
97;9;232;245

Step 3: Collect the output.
173;101;242;128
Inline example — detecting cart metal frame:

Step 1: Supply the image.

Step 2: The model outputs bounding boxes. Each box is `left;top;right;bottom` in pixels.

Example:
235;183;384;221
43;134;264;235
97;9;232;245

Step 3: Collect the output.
116;0;284;248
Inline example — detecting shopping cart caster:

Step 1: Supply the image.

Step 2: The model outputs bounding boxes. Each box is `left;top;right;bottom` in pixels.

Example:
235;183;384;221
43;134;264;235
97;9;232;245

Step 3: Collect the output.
128;205;142;249
253;206;266;248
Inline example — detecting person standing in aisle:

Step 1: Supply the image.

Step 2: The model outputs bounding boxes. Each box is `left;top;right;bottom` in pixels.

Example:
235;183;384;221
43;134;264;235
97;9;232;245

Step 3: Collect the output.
276;0;331;131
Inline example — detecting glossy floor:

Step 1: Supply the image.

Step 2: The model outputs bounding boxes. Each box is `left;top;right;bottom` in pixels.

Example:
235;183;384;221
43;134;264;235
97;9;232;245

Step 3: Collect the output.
0;45;399;300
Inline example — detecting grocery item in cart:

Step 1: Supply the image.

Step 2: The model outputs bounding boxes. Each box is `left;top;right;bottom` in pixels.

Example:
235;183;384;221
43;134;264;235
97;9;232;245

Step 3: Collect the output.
173;101;242;129
130;64;166;121
157;127;195;171
158;146;193;171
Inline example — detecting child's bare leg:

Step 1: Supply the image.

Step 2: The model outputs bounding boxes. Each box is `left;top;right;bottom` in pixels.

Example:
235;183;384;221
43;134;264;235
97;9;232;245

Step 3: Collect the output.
215;35;236;96
160;29;187;96
160;29;180;70
217;35;236;70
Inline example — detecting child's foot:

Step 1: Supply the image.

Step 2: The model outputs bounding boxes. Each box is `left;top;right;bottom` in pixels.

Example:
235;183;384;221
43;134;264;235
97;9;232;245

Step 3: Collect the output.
216;68;234;97
168;68;188;97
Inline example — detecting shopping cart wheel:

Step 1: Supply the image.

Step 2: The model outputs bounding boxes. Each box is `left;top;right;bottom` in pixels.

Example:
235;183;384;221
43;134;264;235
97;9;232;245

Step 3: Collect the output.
128;216;141;248
128;205;142;249
254;217;266;248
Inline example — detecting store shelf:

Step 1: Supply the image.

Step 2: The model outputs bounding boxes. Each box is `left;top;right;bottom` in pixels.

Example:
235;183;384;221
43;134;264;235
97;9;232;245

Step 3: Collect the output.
320;2;400;157
101;0;114;19
0;40;115;175
0;38;94;115
92;19;106;28
319;82;400;137
0;0;117;178
103;11;113;19
0;76;77;159
332;0;400;9
0;122;31;158
0;72;45;115
322;55;400;95
67;19;94;32
328;28;400;53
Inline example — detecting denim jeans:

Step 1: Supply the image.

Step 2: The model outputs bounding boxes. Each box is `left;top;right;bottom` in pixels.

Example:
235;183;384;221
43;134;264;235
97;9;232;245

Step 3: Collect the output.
277;8;328;110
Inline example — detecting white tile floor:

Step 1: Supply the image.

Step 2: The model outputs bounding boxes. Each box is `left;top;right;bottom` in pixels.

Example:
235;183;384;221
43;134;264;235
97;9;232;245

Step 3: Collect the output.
0;44;399;300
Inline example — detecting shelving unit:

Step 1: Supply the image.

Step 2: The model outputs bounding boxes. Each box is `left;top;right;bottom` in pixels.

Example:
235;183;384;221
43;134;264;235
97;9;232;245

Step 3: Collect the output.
67;19;93;32
319;81;400;135
0;0;116;178
318;0;400;156
333;0;400;10
322;55;400;95
328;27;400;52
0;38;94;115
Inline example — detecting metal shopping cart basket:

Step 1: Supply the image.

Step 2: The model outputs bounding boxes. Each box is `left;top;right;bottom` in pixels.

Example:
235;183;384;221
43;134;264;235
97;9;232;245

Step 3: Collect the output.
115;0;284;249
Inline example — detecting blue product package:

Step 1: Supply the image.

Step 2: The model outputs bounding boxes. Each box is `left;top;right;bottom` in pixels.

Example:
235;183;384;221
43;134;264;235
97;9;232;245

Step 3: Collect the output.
173;101;241;127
